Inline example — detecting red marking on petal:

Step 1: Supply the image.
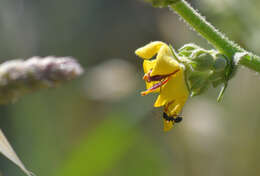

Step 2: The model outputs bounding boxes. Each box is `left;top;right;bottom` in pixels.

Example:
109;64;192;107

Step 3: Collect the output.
147;69;180;82
141;76;171;96
141;69;180;96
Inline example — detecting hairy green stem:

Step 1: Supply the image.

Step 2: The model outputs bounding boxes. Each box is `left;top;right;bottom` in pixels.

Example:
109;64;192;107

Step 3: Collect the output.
239;54;260;73
170;0;260;72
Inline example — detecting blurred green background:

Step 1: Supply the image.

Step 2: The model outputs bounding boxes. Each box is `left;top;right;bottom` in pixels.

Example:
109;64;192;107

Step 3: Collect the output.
0;0;260;176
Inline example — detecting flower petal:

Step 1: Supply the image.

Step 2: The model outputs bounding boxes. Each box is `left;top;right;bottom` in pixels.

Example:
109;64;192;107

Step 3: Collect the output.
143;60;155;74
163;119;174;131
154;94;167;107
154;69;189;114
137;41;190;131
135;41;165;59
167;101;184;116
142;60;160;92
150;45;180;76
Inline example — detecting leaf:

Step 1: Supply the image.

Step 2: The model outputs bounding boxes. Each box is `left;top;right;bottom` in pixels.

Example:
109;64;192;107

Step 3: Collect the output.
0;129;33;176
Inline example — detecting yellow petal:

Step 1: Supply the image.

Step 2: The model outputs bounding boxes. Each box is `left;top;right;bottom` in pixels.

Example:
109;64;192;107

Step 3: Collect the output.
167;102;184;116
153;68;189;115
142;59;160;92
143;60;156;74
154;94;167;107
150;45;180;76
163;120;174;131
135;41;166;59
161;70;188;102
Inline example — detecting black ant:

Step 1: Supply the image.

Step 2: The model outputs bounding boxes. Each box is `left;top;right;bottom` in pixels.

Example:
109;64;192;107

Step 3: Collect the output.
163;112;183;123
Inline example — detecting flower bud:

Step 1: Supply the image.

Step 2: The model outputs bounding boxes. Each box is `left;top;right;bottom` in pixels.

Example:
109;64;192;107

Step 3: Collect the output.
185;70;211;96
190;53;215;71
213;54;227;72
178;43;229;98
179;44;215;71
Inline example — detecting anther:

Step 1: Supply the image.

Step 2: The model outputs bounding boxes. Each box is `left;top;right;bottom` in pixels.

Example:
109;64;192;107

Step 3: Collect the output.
141;77;171;96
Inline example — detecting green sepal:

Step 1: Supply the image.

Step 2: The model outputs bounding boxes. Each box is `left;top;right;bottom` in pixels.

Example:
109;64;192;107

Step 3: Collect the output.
211;78;224;88
179;44;216;71
190;53;214;71
215;54;235;102
185;66;211;96
177;43;231;101
169;44;181;63
178;43;200;57
217;83;227;102
213;54;227;72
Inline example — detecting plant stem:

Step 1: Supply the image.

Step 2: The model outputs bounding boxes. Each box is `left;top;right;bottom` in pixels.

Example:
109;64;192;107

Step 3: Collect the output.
170;0;260;72
239;54;260;73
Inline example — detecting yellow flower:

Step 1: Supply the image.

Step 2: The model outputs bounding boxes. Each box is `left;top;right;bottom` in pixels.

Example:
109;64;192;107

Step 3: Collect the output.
135;41;189;131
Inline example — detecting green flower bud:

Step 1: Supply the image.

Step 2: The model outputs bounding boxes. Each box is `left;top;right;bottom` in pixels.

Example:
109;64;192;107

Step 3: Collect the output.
177;43;230;99
179;44;215;71
185;68;212;96
189;73;210;96
213;54;227;72
190;53;215;71
178;43;200;57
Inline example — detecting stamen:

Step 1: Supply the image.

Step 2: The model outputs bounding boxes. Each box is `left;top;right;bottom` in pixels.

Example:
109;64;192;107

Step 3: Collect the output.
141;76;171;96
143;74;148;81
144;69;180;82
143;70;152;82
141;69;180;96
